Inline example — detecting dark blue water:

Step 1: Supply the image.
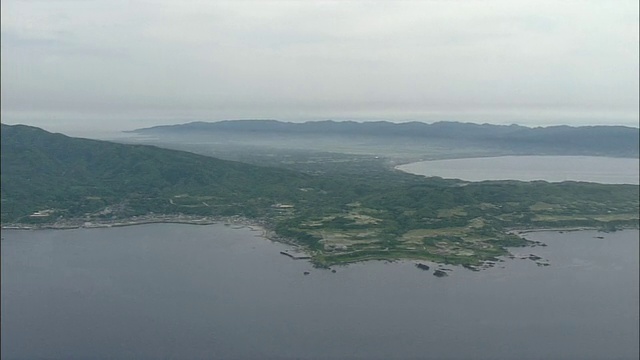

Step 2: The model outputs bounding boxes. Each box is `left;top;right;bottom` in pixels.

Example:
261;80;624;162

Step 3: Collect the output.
2;224;638;359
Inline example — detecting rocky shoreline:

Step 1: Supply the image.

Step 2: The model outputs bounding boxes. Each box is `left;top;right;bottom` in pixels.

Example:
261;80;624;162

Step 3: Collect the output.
507;225;635;235
3;216;635;274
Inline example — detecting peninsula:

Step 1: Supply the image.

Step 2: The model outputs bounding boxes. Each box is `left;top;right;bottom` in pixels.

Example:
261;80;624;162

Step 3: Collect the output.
2;123;638;269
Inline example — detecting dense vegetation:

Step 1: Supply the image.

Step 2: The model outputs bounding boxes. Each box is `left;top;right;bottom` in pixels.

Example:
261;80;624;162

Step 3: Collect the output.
1;124;310;221
2;124;638;268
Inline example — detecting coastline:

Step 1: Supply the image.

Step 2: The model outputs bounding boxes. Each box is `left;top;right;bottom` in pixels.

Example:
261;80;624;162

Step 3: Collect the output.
1;214;267;233
395;155;640;185
507;225;638;236
3;215;637;270
0;214;307;251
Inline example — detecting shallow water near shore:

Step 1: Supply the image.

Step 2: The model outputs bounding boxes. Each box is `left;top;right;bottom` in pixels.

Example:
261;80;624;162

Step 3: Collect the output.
1;224;638;360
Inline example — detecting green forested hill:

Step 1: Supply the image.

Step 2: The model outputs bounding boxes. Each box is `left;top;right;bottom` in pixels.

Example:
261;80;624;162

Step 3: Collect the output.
1;124;309;222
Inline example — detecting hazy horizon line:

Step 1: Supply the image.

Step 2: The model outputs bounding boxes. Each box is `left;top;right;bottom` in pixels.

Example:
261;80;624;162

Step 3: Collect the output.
2;117;639;139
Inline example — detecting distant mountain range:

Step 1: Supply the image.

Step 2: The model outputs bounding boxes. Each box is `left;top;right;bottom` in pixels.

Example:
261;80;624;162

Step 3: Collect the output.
130;120;640;157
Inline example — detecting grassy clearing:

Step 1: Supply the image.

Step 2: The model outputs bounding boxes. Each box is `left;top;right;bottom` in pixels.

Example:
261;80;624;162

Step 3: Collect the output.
529;202;560;211
438;207;467;218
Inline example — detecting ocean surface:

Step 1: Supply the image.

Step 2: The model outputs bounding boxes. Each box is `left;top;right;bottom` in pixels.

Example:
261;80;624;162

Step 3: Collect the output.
2;224;638;360
397;156;640;184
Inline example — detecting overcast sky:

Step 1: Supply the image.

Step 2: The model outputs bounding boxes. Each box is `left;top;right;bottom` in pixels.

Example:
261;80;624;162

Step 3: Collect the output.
1;0;638;135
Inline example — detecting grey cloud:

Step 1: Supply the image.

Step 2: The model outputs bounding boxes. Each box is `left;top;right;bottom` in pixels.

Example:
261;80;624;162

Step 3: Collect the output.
1;0;638;133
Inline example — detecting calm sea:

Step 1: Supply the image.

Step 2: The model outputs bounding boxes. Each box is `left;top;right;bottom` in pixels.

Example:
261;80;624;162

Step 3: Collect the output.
397;156;640;184
1;224;638;360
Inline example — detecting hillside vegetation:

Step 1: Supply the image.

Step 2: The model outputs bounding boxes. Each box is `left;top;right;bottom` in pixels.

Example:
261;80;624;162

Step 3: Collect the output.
1;124;309;221
2;123;638;268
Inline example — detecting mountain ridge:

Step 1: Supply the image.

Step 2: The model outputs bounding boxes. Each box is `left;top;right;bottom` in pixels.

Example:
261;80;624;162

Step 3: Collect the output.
128;120;640;157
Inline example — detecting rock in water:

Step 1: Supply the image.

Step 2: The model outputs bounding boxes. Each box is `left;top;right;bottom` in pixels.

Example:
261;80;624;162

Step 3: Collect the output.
433;270;448;278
